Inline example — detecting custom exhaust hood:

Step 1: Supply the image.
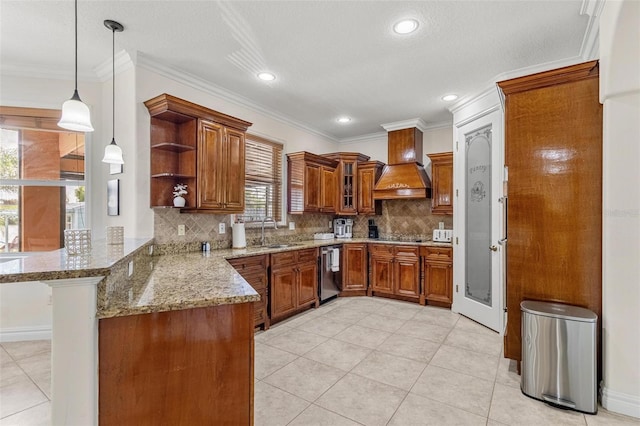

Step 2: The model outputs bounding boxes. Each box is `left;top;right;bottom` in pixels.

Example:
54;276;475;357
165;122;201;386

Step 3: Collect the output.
373;120;432;200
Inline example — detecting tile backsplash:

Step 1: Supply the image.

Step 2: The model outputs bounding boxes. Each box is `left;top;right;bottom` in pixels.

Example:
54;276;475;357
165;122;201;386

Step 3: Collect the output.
153;199;453;253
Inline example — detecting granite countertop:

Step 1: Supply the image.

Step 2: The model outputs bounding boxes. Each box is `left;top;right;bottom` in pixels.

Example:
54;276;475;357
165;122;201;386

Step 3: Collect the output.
0;238;153;283
1;237;453;319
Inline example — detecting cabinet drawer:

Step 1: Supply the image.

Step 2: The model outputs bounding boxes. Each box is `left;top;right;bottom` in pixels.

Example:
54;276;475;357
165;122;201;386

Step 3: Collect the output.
394;245;419;258
242;271;267;291
270;251;297;268
369;244;395;256
297;248;318;263
422;247;452;261
227;255;268;271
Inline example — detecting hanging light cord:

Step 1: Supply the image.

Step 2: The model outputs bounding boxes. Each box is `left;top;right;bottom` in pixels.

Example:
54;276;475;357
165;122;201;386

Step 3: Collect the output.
111;24;115;140
74;0;78;91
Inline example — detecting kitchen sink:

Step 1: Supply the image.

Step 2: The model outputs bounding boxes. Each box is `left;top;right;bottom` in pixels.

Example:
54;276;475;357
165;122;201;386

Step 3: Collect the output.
266;243;301;249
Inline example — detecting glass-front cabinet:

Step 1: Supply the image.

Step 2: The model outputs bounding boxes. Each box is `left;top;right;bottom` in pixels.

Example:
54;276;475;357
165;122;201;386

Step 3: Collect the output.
324;153;370;215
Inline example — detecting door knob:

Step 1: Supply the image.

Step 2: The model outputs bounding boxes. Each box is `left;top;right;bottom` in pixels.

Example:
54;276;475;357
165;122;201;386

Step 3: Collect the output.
489;245;498;252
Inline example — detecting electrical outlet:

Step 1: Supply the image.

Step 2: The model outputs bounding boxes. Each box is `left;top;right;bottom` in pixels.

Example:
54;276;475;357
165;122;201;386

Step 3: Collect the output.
289;222;295;230
128;261;134;277
177;224;185;236
148;245;154;255
329;220;333;229
218;223;226;234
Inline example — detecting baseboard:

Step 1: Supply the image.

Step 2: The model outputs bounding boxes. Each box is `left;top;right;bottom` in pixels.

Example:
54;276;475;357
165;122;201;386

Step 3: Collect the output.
601;386;640;419
0;326;52;342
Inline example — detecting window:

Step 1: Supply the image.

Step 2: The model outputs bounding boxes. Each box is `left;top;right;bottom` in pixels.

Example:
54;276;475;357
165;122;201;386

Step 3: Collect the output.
0;107;86;253
238;134;283;224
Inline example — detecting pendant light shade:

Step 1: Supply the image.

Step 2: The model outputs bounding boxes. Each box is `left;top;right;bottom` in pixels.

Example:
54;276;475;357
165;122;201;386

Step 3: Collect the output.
58;0;94;132
102;138;124;164
102;19;124;165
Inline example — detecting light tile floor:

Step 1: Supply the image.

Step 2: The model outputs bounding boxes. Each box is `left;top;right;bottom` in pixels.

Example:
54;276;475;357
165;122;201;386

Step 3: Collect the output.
1;296;638;425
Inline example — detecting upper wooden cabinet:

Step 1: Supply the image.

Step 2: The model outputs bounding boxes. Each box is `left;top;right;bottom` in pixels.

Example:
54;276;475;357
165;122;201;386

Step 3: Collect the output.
388;128;423;164
287;152;338;214
357;161;384;215
324;153;370;215
427;152;453;215
144;94;251;212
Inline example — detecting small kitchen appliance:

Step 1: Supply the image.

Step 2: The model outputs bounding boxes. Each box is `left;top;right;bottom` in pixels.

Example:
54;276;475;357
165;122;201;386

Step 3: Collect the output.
432;229;453;242
368;219;379;239
333;219;347;238
344;219;353;238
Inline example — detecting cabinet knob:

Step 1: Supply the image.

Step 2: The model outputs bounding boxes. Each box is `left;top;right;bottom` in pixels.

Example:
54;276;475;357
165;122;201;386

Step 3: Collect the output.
489;245;498;252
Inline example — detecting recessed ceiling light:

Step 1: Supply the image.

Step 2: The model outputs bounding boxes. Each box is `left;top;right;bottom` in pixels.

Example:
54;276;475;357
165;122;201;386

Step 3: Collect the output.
337;116;351;123
393;19;419;34
441;94;459;102
257;72;276;81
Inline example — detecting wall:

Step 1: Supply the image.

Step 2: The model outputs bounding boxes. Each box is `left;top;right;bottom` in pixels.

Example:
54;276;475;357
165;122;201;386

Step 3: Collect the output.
0;281;52;342
599;0;640;418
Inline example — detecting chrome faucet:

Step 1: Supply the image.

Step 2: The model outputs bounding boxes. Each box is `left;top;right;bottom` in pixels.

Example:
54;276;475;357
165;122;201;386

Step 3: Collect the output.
261;217;277;246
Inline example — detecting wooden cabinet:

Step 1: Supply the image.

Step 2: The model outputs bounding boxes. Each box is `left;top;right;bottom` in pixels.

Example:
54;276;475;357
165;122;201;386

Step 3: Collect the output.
144;94;251;212
368;244;420;301
427;152;453;215
324;153;370;215
357;161;384;215
197;120;245;212
227;255;270;330
270;248;319;321
341;243;368;296
388;128;423;164
420;246;453;307
497;61;602;364
287;152;339;214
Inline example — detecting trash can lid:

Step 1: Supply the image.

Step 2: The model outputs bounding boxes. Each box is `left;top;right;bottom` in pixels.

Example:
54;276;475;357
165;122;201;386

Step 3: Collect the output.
521;301;597;323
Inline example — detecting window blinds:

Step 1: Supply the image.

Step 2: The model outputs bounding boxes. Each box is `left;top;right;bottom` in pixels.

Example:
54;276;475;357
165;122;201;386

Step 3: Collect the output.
241;134;283;223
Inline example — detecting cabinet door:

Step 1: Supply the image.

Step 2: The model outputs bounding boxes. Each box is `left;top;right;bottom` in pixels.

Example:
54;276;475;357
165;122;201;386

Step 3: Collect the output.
297;261;318;307
424;260;453;306
320;167;337;213
304;163;321;212
357;166;376;214
429;152;453;215
395;255;421;299
370;255;393;294
343;243;368;291
271;267;297;319
223;128;245;212
338;160;358;214
198;120;225;209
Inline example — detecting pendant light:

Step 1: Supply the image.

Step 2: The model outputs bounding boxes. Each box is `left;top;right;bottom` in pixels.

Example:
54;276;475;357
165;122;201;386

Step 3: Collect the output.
101;20;124;165
58;0;94;132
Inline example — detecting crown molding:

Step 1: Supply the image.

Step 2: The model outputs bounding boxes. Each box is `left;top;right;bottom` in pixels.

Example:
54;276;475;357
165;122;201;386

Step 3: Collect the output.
339;131;387;144
135;52;339;143
0;63;100;83
579;0;605;60
93;50;135;82
380;118;429;133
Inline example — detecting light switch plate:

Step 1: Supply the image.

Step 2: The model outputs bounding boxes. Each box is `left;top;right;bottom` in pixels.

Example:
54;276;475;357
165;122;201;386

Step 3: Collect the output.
289;222;295;230
128;261;134;277
177;225;185;236
218;223;226;234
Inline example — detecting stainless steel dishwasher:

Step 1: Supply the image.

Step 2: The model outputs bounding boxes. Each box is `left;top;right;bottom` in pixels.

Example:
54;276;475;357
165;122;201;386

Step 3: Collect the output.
319;245;342;303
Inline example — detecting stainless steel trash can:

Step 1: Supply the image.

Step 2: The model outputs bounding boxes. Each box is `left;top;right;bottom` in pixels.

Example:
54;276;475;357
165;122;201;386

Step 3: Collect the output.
521;300;598;414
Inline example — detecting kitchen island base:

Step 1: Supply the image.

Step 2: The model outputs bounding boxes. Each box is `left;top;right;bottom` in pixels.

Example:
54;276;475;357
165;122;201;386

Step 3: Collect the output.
99;302;254;425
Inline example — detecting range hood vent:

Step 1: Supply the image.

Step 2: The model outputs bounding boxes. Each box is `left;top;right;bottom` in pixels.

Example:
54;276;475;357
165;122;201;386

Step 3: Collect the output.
373;120;432;200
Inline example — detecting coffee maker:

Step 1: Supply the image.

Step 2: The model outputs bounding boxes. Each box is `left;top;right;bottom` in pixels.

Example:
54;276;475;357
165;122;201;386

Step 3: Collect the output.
344;219;353;238
333;219;346;238
368;219;379;239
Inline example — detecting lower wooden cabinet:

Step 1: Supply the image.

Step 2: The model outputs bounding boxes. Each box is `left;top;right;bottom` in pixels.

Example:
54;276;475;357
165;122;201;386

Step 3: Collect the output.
420;246;453;307
227;255;270;329
271;248;319;322
369;244;420;301
341;243;368;296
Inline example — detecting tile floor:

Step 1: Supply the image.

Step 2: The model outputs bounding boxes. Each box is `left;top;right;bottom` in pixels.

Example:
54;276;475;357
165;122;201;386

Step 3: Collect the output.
1;296;638;425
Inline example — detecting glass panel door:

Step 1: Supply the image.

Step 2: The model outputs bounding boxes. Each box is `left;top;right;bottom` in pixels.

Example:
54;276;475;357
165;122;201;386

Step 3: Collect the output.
465;124;492;306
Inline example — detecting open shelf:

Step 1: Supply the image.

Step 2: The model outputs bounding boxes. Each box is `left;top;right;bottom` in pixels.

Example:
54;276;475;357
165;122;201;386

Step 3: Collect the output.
151;173;196;179
151;143;196;153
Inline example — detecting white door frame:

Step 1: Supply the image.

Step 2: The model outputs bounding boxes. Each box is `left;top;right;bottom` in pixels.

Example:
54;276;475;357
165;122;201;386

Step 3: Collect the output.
452;105;505;334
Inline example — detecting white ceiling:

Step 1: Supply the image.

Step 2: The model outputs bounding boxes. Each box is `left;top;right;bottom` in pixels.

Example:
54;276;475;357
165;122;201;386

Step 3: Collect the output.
1;1;596;141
